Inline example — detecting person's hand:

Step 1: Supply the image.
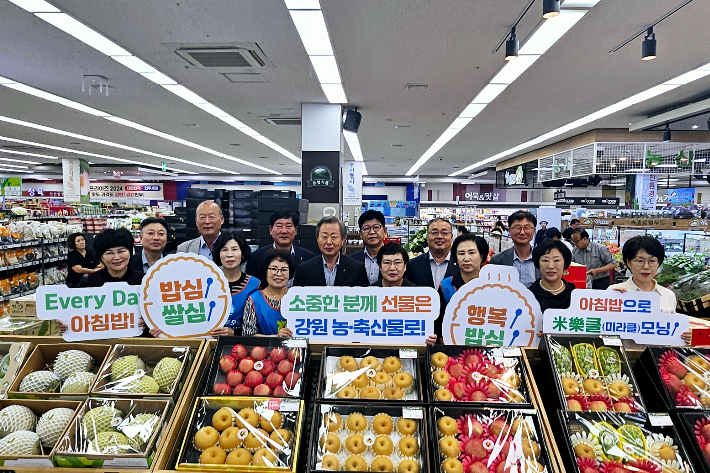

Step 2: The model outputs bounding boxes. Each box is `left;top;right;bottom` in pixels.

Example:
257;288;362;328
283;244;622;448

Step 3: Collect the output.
138;317;147;330
425;334;438;345
56;320;67;334
610;286;628;293
92;267;102;273
149;328;163;338
536;330;543;339
587;268;598;276
682;330;692;345
278;328;293;338
211;327;234;338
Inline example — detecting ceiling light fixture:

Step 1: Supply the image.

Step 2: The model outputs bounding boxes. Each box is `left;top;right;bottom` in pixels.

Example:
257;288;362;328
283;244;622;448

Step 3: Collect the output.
505;27;518;60
543;0;560;18
0;148;58;160
663;124;671;142
0;166;31;173
642;27;657;61
692;125;699;129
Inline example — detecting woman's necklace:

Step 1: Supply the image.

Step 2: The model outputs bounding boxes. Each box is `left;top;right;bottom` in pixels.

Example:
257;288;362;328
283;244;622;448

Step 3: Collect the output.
263;287;285;300
540;279;565;293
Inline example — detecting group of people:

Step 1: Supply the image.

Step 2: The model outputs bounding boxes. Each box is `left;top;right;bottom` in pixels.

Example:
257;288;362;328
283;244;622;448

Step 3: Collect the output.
63;200;687;344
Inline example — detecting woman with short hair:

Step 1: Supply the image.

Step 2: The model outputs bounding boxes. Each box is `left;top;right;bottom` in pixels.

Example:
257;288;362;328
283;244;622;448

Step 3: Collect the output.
242;249;294;337
66;232;101;287
529;239;576;313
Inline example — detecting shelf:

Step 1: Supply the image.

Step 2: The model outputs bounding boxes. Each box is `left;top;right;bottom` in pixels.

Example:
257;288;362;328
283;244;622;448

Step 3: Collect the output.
0;288;36;302
0;256;67;273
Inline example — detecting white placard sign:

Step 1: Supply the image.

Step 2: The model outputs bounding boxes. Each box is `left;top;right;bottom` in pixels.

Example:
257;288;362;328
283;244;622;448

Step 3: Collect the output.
282;286;439;344
342;161;363;205
442;265;543;347
542;289;688;345
36;283;143;341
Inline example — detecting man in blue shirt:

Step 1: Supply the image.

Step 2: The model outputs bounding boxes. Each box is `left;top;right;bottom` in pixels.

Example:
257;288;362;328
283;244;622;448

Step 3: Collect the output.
489;210;540;287
177;200;223;259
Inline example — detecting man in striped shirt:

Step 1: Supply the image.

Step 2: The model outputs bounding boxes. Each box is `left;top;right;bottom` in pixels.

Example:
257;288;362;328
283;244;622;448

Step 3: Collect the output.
570;228;617;289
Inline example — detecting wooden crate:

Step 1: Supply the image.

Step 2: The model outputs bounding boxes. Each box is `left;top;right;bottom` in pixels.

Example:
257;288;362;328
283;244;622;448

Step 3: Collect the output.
678;293;710;314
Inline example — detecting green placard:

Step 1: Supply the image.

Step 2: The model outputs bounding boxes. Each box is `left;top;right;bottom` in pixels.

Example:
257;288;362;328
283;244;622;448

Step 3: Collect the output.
0;178;21;197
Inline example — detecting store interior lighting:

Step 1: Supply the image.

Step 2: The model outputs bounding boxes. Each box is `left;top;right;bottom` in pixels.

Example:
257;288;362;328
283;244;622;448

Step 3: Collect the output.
543;0;560;18
663;124;672;142
642;27;657;61
504;27;518;61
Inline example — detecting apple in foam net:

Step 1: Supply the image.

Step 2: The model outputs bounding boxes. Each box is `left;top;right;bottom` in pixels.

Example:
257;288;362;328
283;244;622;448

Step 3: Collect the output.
265;372;284;389
226;370;244;387
232;384;252;395
567;399;583;411
231;344;248;361
260;360;275;376
277;360;294;376
251;346;267;361
213;383;232;395
273;386;288;396
284;372;301;389
219;356;237;373
470;462;489;473
253;384;271;396
244;371;264;388
288;348;302;364
270;348;287;363
239;358;255;374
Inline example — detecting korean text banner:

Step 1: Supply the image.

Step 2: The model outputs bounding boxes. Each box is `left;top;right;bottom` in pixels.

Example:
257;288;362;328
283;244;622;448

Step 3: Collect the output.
141;254;231;338
442;266;543;347
36;283;143;341
542;289;688;345
282;286;439;344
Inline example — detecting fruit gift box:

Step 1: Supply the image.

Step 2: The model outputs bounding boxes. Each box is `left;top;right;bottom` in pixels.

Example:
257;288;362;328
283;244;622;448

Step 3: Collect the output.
8;343;111;400
553;411;696;473
430;406;554;473
53;397;170;469
539;335;646;413
316;347;422;402
0;341;31;398
426;345;531;406
674;412;710;473
309;402;428;472
204;336;309;399
176;396;305;472
90;344;190;399
0;399;81;468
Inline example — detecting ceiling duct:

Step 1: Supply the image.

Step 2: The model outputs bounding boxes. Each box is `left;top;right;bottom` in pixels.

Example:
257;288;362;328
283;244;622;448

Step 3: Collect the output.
175;44;270;70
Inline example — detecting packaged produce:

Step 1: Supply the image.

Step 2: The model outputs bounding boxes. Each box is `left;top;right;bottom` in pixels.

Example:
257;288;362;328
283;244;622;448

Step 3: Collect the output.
675;412;710;472
91;344;189;398
27;272;38;290
3;250;17;266
0;226;10;245
176;397;304;471
657;255;705;287
318;347;422;401
205;336;308;399
9;275;20;296
671;269;710;302
311;403;427;472
0;342;31;398
427;345;529;405
0;279;9;297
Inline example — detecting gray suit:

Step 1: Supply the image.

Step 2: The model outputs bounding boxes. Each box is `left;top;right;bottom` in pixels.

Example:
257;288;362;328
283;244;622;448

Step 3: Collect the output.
177;237;204;255
489;247;541;286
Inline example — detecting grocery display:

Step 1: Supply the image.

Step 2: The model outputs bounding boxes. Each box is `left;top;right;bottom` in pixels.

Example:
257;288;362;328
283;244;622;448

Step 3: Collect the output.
426;346;530;405
176;397;304;471
0;342;31;398
671;269;710;304
204;336;309;399
674;411;710;473
541;335;646;413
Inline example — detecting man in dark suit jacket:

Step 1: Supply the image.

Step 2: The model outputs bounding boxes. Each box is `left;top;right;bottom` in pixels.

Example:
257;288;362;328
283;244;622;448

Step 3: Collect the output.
404;218;460;288
489;210;541;287
349;209;387;284
293;216;369;287
128;217;168;273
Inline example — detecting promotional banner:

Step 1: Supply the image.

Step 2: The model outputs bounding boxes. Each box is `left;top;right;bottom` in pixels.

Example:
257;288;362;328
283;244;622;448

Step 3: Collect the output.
441;266;543;347
667;187;696;206
90;183;164;200
62;158;81;202
282;286;439;344
36;283;143;341
637;174;658;210
542;289;688;345
0;177;21;197
141;254;231;338
342;161;363;205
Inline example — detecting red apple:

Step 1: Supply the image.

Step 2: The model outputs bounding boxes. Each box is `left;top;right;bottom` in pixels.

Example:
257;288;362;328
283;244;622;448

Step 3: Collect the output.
253;384;271;396
270;348;287;363
277;360;294;376
284;372;301;389
231;344;248;361
448;362;465;378
497;461;514;473
244;370;264;388
265;372;284;389
259;360;275;376
613;402;632;413
251;346;267;361
489;419;509;437
464;353;484;366
463;419;484;437
470;390;488;402
666;358;688;379
462;438;487;459
589;400;608;412
451;381;467;399
213;383;232;395
273;386;288;397
665;373;683;396
487;381;503;398
469;462;489;473
288;348;302;364
700;424;710;442
226;370;244;387
239;357;255;374
483;364;502;378
608;467;631;473
219;355;237;373
232;384;252;395
567;399;583;411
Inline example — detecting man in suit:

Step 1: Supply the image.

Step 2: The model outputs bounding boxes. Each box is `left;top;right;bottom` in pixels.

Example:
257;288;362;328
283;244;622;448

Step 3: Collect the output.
247;209;313;285
349;209;387;284
129;217;168;273
177;200;223;260
490;210;541;287
293;216;369;287
404;218;460;288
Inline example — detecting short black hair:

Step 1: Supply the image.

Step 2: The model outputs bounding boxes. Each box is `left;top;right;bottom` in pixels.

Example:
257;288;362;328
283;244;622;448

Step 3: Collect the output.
570;228;589;240
358;210;385;229
532;239;572;270
540;221;548;225
211;231;251;266
571;218;580;225
427;218;452;231
261;248;295;284
451;234;489;269
457;226;469;234
93;228;134;257
67;232;86;250
376;242;409;266
545;227;562;239
140;217;168;232
508;210;537;227
269;209;299;227
622;235;666;266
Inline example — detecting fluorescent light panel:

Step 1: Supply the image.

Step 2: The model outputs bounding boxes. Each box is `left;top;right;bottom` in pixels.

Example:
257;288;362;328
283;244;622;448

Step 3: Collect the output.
0;148;58;160
490;55;540;84
320;83;347;104
7;0;58;12
519;10;587;55
0;166;31;173
35;13;130;56
309;55;342;84
288;10;334;56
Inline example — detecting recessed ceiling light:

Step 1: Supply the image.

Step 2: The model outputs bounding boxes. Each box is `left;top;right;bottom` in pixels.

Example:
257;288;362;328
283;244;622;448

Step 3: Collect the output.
182;124;199;128
692;125;699;129
391;144;403;147
619;157;627;161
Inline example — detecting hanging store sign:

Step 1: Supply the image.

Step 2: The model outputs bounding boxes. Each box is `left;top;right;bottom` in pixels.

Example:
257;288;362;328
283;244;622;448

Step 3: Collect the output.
556;197;620;206
504;166;525;185
90;182;164;199
667;187;695;206
62;159;89;203
342;161;363;205
0;178;22;197
637;174;658;210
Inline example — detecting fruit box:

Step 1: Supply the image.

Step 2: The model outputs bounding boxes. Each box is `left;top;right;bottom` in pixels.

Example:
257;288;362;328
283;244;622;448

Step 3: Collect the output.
53;397;171;469
308;402;429;473
203;336;309;399
0;399;81;469
552;411;695;473
0;341;31;398
91;344;190;400
316;346;423;402
175;396;305;472
539;335;646;413
429;405;554;473
674;411;710;473
425;345;532;407
634;346;710;411
8;343;111;400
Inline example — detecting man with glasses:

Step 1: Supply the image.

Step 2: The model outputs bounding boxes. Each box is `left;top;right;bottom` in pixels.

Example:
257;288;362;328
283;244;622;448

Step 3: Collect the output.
293;216;370;287
570;228;617;289
247;209;313;285
177;200;224;260
371;242;415;287
404;218;460;288
350;210;388;284
489;210;541;288
129;217;168;273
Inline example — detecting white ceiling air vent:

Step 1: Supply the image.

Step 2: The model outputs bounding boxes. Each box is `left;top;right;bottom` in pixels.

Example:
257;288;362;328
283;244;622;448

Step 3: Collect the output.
175;44;269;70
264;118;302;126
221;72;267;83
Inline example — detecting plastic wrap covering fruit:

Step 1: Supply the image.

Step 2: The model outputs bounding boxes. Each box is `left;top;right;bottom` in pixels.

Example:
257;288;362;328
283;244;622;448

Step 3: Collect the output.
560;411;695;473
91;344;189;398
205;336;308;399
679;412;710;470
653;347;710;409
176;397;303;472
545;336;645;413
319;347;421;402
427;346;529;405
311;403;427;472
432;406;552;473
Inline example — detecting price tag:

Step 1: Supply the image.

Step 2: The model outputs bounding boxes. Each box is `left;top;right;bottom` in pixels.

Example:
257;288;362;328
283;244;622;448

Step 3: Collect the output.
286;338;307;348
649;414;673;427
280;399;300;412
602;336;623;347
267;399;281;411
402;407;423;419
399;349;417;359
503;347;522;357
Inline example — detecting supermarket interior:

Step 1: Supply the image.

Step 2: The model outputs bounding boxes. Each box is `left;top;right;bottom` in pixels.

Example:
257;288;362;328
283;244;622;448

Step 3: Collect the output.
2;0;710;472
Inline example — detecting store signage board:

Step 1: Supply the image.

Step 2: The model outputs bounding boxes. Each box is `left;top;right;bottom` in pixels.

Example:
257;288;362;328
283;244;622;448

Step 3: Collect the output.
0;177;21;197
342;161;363;205
542;289;687;345
35;283;143;341
637;174;658;210
441;266;542;347
282;286;439;344
667;187;696;206
89;183;164;200
556;197;620;206
141;254;231;338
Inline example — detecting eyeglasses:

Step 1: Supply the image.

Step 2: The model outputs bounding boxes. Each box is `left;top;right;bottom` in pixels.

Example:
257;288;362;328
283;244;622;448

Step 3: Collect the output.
631;257;659;268
197;214;220;222
571;238;582;243
381;260;404;268
267;267;289;275
361;225;383;233
428;230;451;237
510;225;535;233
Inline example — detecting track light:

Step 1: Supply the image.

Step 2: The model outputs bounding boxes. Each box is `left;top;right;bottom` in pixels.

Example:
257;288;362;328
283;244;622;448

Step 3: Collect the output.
505;27;518;61
642;28;657;61
663;124;671;142
543;0;560;18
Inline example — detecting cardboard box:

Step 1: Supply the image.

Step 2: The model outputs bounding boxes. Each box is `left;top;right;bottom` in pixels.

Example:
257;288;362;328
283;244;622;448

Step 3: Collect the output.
0;318;50;336
0;342;31;398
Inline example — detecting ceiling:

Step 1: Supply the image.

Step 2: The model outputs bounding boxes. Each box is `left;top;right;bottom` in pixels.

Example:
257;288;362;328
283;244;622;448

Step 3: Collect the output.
0;0;709;180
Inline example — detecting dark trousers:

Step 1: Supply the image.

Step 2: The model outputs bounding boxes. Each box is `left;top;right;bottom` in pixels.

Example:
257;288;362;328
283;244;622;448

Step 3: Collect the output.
592;277;610;290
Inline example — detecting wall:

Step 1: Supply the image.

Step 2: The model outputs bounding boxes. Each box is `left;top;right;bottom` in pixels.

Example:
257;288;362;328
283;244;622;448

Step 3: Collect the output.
362;185;407;201
191;183;301;194
420;183;454;202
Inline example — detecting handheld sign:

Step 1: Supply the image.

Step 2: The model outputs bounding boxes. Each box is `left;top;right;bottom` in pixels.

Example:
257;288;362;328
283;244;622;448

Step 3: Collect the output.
282;286;439;344
442;266;542;347
37;283;143;341
543;289;688;345
141;254;231;338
